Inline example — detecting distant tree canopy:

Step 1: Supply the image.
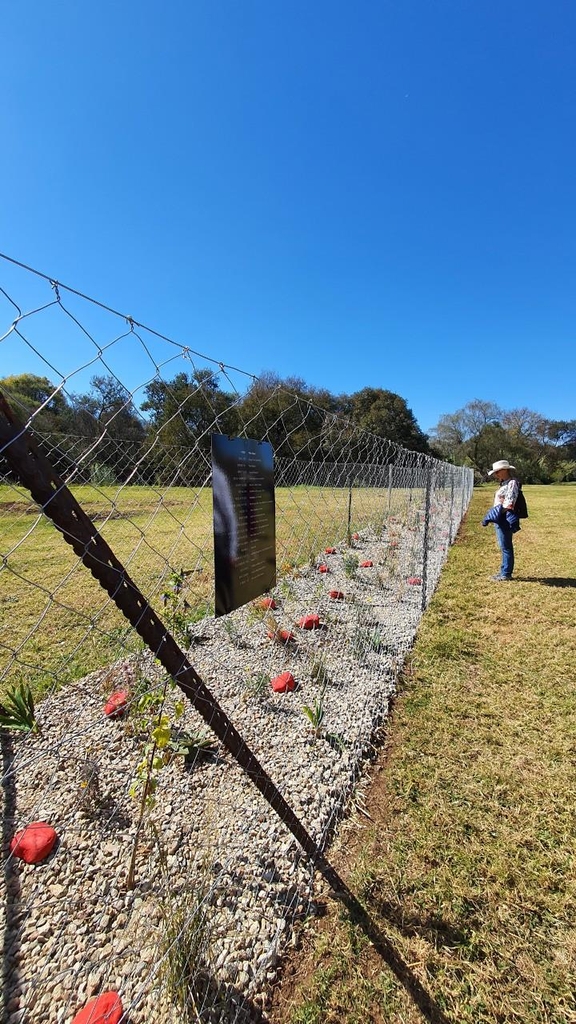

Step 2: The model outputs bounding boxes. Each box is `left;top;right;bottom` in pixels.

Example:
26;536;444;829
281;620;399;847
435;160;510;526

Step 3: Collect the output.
346;388;429;454
431;399;576;483
1;369;437;484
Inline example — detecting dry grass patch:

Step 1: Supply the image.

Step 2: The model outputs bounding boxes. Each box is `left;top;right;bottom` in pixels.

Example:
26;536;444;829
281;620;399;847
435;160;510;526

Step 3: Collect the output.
271;484;576;1024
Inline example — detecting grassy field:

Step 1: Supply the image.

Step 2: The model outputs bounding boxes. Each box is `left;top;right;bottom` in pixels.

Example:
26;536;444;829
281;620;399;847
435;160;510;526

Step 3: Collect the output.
0;481;403;695
271;484;576;1024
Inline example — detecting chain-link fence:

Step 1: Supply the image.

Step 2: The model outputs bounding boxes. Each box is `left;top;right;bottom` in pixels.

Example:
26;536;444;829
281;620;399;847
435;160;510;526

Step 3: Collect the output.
0;254;473;1024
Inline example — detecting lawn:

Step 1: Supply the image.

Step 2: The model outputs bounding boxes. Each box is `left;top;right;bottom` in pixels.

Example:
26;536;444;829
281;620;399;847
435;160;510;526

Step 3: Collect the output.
270;484;576;1024
0;480;404;695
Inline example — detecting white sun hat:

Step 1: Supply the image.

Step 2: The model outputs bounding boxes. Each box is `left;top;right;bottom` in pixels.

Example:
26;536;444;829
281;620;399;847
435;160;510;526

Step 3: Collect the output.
487;459;516;476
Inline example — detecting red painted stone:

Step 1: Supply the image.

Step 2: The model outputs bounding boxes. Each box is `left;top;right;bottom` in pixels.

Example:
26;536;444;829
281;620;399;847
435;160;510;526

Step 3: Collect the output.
360;560;373;568
104;691;129;718
329;590;345;600
324;547;337;554
71;992;123;1024
407;576;422;585
267;628;295;644
317;564;329;573
257;597;277;610
352;532;360;541
10;822;57;864
271;671;296;693
298;614;320;630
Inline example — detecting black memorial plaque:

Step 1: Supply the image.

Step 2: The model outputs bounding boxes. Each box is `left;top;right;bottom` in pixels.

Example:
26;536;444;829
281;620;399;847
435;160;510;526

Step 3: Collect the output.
211;434;276;616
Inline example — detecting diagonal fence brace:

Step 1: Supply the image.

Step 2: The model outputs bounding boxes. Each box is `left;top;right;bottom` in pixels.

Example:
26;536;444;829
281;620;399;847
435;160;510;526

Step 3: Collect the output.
0;392;346;893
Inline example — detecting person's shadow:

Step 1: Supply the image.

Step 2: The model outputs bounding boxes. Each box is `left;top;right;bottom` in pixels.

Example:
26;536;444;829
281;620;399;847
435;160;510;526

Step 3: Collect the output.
515;576;576;588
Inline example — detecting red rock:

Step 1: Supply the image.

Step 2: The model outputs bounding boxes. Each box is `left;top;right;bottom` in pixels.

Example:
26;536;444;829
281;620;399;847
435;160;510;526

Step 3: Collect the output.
298;614;320;630
71;992;123;1024
329;590;345;600
10;822;57;864
104;691;129;718
271;671;296;693
257;597;277;610
317;564;329;573
324;547;337;554
352;532;360;541
407;576;422;585
360;560;373;568
267;628;295;643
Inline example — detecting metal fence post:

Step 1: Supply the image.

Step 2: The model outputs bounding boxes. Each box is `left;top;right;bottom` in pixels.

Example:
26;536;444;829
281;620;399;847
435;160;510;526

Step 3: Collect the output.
420;464;432;611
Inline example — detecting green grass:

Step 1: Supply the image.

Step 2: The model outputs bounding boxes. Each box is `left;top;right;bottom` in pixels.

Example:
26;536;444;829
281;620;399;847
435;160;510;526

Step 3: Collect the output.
273;484;576;1024
0;480;406;695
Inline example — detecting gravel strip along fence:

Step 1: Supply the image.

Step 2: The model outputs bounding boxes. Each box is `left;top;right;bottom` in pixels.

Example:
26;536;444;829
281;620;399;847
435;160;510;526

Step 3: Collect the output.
1;508;459;1024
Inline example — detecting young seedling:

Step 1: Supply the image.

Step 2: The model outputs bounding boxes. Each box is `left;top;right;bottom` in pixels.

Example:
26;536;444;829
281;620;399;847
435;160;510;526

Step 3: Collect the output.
242;671;270;701
343;553;359;579
222;616;247;648
302;697;325;737
310;656;330;687
0;684;39;734
167;730;218;765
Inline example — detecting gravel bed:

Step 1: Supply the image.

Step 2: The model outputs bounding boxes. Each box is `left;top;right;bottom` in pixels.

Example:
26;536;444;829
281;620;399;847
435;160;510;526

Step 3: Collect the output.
1;520;452;1023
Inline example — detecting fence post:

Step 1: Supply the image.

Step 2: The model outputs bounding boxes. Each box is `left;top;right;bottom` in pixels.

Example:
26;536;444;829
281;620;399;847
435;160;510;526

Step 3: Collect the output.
420;464;432;611
449;476;455;544
347;476;353;545
387;463;393;512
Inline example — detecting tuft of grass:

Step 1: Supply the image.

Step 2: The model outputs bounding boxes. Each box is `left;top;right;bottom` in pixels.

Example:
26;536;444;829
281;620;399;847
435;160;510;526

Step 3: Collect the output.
158;868;214;1022
274;485;576;1024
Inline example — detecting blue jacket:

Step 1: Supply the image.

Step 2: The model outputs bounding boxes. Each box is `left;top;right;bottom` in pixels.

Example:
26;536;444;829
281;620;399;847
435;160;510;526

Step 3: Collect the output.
482;504;520;533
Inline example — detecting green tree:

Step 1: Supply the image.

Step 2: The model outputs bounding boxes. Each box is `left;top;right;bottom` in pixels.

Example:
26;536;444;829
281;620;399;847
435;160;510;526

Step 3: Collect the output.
0;373;71;431
73;375;145;441
431;401;575;482
347;387;430;454
141;370;239;483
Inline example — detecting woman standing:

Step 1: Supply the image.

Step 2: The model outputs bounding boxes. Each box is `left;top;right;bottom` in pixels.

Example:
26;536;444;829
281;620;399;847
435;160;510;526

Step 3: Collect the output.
482;459;520;581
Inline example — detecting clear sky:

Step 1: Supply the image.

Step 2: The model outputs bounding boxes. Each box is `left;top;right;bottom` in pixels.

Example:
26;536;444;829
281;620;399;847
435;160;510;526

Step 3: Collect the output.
1;0;575;434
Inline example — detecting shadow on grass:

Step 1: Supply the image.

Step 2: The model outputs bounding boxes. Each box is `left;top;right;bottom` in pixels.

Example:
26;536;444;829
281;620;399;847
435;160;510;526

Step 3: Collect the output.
372;897;484;957
325;877;456;1024
515;576;576;588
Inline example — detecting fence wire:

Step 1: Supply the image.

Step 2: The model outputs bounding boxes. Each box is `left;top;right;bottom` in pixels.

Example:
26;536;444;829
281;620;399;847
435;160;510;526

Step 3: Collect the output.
0;253;473;1024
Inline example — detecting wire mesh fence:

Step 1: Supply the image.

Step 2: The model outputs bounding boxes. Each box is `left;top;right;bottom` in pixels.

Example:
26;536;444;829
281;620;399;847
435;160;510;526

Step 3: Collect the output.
0;254;473;1024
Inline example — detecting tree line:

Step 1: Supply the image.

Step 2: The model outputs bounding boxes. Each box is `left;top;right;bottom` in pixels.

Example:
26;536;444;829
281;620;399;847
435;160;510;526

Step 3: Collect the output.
430;399;576;483
0;371;430;485
1;375;573;484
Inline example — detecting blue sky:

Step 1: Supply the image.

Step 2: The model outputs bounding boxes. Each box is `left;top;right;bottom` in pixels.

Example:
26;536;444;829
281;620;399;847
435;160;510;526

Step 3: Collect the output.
1;0;575;434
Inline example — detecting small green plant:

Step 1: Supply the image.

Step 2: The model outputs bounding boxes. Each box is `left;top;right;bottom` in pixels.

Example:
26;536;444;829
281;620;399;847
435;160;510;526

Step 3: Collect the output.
78;755;102;813
278;576;296;601
243;670;270;701
167;729;218;764
127;674;188;888
350;616;388;661
0;683;39;733
343;553;359;579
310;657;330;687
222;616;246;648
302;696;325;736
161;568;193;640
